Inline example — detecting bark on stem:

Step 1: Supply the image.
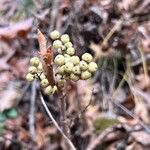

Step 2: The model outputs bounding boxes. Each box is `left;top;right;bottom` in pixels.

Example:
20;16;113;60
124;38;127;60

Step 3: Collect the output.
59;87;71;150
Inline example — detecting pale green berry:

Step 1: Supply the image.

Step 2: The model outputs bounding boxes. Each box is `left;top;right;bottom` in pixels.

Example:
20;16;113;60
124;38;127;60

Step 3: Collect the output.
40;73;46;80
64;54;70;58
72;66;81;75
54;54;65;66
57;46;66;54
64;42;73;48
70;56;80;65
79;60;88;71
41;78;49;87
82;53;93;63
70;73;79;81
60;34;70;43
66;47;75;56
57;65;65;75
88;62;98;73
65;57;71;63
52;85;58;94
57;79;66;87
64;74;70;80
64;62;74;73
37;63;44;72
53;40;63;49
57;48;62;54
61;45;66;51
45;85;53;95
30;57;40;67
26;73;34;82
81;71;91;80
28;66;37;74
50;30;60;40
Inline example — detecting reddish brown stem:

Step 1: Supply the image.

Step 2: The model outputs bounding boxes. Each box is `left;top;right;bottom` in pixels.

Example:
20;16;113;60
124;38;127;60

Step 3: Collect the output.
58;87;71;150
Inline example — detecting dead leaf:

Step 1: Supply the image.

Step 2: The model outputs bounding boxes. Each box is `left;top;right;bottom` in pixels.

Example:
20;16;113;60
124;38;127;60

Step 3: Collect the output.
135;74;150;90
0;83;21;112
131;131;150;146
0;18;33;40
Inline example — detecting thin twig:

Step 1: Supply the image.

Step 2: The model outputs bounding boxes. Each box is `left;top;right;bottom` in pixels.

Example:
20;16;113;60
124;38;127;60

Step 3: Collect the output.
112;100;150;134
40;93;76;150
49;0;59;32
86;126;115;150
100;19;123;47
80;88;94;114
131;54;150;67
29;81;36;140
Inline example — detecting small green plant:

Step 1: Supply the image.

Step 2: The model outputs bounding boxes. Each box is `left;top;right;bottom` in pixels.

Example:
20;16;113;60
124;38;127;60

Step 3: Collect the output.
26;30;98;149
0;108;18;135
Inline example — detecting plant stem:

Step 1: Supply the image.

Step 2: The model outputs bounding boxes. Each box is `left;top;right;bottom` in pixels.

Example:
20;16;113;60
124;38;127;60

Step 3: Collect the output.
40;93;76;150
59;87;71;150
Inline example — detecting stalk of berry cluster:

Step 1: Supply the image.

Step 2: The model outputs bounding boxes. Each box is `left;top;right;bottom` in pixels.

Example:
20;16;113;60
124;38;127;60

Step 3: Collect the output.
37;29;71;150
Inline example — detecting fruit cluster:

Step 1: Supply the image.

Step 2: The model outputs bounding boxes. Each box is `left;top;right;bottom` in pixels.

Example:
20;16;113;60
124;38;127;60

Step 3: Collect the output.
26;30;98;96
50;30;98;81
26;57;57;95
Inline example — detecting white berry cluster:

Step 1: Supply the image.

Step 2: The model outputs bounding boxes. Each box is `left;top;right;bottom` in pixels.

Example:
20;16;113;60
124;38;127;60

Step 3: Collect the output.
26;57;57;95
50;30;98;81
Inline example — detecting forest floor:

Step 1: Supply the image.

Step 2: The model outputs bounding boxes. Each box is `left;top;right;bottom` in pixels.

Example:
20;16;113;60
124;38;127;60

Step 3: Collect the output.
0;0;150;150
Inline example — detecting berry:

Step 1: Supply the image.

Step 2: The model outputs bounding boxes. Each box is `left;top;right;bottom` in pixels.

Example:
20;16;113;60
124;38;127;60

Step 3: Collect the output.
79;60;88;71
60;34;70;43
70;56;80;65
88;62;98;73
26;73;34;82
54;54;65;66
30;57;40;67
64;74;70;80
40;73;46;80
53;40;63;49
50;30;60;40
66;47;75;56
64;42;73;48
57;48;62;54
72;66;81;75
45;85;53;95
65;57;71;63
70;73;79;81
82;53;93;63
41;78;49;87
64;62;74;73
81;71;91;80
57;65;65;75
37;63;44;72
64;54;70;58
57;79;66;87
52;85;57;93
61;45;66;51
28;66;37;74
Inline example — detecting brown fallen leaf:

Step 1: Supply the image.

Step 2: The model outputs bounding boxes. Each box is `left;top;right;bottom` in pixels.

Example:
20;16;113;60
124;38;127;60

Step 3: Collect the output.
135;74;150;90
131;131;150;146
0;83;22;112
0;59;10;71
0;18;33;40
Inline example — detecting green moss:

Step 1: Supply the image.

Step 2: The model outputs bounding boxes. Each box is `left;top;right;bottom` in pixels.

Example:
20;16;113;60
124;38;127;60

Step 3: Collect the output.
94;117;119;133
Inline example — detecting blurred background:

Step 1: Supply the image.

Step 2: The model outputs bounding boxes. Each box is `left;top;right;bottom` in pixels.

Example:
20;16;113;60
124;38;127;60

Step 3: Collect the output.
0;0;150;149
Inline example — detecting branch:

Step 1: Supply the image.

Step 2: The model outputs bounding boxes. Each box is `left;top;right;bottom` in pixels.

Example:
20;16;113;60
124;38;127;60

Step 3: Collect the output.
29;80;36;139
86;126;115;150
40;93;76;150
